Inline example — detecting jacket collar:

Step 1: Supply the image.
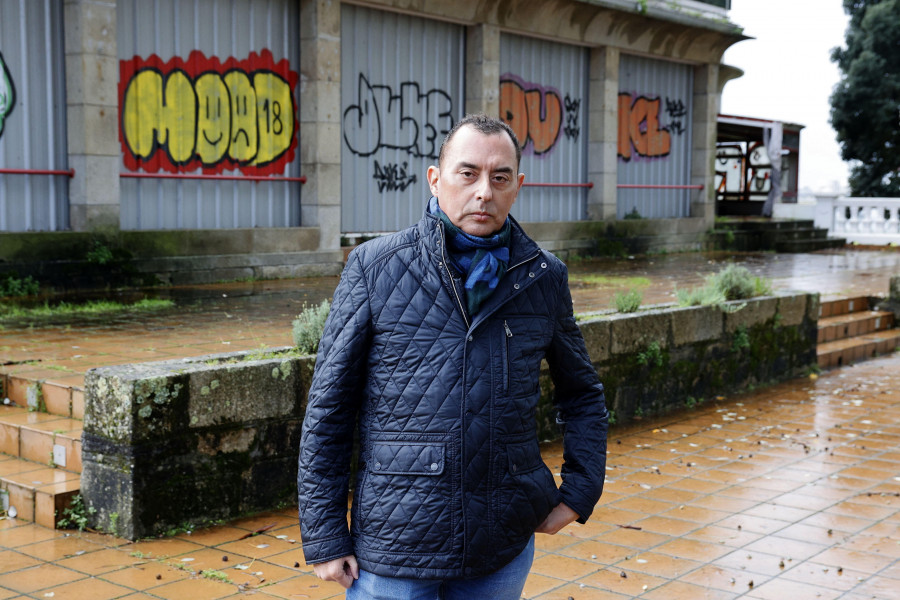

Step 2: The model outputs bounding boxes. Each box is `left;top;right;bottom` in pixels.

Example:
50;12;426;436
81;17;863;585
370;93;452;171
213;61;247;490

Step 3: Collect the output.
419;201;546;330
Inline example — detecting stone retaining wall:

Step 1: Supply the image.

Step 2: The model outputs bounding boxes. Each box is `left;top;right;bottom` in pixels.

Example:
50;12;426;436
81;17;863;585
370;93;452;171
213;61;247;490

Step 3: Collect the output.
83;291;818;539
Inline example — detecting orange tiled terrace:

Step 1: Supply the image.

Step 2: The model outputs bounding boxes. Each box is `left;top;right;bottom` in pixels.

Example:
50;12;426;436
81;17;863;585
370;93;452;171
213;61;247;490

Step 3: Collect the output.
1;249;899;599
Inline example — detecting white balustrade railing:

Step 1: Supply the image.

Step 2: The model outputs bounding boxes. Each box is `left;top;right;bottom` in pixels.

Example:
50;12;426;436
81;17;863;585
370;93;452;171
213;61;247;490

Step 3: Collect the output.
814;196;900;245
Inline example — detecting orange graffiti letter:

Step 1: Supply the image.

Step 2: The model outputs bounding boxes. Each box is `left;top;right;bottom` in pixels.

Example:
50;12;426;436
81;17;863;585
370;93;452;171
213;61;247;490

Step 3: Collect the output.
500;80;528;149
644;98;670;158
524;89;561;155
618;93;671;160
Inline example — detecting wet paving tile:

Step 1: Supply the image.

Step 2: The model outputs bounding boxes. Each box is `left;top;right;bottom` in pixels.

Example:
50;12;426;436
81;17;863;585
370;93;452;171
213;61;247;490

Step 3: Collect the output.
0;562;86;594
576;566;669;597
530;581;631;600
743;576;843;600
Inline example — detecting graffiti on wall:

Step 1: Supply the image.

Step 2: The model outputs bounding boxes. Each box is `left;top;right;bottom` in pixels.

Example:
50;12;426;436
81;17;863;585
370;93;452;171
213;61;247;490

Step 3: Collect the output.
563;94;581;142
0;52;15;139
665;97;687;135
373;160;417;192
715;142;772;200
343;74;454;160
499;74;583;155
119;49;299;175
617;93;688;162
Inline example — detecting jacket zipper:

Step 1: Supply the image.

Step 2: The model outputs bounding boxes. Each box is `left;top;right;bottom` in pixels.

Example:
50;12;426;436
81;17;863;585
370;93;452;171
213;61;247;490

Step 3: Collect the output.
438;223;470;329
503;320;512;393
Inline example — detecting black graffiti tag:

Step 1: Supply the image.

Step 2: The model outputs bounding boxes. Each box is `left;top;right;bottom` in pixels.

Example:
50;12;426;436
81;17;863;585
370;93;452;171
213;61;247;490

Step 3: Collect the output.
665;97;687;136
343;74;454;159
373;160;417;193
564;94;581;142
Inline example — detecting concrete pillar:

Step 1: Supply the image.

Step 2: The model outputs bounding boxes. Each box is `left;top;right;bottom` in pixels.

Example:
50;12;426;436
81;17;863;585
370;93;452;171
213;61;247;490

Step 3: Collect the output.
690;62;719;226
465;24;500;117
64;0;120;231
587;46;619;221
300;0;342;251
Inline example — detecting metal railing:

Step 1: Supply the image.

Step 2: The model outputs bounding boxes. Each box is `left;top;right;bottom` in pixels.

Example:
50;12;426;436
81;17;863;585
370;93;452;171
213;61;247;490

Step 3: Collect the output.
0;168;75;177
119;173;306;183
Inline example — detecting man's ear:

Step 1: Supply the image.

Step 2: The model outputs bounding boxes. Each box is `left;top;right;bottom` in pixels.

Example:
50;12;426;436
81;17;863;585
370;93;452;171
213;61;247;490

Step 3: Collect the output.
427;165;440;197
516;172;525;192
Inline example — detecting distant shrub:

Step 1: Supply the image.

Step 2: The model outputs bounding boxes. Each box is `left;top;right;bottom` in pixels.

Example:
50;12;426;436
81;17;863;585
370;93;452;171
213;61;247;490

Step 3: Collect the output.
292;300;331;355
613;289;643;313
0;274;39;297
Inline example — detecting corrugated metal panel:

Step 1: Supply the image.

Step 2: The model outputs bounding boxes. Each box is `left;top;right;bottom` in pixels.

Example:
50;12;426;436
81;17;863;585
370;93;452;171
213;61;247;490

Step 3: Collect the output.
617;54;693;219
341;5;464;233
118;0;301;231
0;0;68;232
500;34;588;223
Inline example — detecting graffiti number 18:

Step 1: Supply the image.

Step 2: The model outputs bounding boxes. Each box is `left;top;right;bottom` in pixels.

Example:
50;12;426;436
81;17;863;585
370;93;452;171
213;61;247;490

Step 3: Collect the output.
261;99;284;136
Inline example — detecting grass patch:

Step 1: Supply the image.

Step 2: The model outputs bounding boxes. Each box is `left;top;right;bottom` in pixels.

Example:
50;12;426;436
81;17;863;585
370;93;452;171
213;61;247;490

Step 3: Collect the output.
570;274;651;289
0;298;175;322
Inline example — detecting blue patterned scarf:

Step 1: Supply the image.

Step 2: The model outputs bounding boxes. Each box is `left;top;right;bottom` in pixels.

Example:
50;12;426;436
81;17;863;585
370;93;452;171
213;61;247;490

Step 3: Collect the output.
429;197;511;315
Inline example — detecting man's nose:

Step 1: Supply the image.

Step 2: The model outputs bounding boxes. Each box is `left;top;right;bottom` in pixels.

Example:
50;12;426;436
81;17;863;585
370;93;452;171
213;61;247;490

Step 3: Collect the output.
475;174;493;201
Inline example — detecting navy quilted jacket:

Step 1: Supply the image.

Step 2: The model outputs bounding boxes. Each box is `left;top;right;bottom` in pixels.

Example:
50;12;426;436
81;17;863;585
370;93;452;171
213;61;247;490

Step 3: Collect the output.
298;208;608;579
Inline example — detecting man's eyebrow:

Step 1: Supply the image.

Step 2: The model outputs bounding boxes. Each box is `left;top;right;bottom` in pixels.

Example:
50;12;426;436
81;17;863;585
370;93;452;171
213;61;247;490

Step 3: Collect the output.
454;161;514;174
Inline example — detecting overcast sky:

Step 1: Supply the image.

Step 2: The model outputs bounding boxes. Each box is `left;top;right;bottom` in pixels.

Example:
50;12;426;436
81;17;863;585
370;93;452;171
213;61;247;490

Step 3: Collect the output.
721;0;851;194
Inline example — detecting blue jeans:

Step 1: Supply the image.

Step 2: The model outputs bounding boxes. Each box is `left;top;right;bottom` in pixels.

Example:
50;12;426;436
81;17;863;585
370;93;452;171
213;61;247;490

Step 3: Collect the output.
345;535;535;600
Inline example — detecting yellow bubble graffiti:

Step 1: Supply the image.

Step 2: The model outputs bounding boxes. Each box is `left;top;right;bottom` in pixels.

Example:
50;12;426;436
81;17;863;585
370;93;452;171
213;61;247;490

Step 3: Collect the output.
121;65;295;171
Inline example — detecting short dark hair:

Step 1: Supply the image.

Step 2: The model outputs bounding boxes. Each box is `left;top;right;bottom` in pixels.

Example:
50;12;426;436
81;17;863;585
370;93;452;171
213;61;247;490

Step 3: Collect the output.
438;113;522;170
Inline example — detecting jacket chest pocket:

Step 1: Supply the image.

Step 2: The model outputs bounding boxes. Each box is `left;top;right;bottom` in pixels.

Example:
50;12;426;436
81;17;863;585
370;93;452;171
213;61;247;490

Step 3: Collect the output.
353;442;453;555
501;316;553;397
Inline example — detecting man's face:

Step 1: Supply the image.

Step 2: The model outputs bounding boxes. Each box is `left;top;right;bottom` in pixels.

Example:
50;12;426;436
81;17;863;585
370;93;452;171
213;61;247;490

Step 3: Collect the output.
427;125;525;237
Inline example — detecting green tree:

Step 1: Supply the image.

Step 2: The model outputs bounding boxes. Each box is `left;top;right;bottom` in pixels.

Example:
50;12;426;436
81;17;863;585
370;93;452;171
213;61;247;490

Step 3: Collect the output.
830;0;900;196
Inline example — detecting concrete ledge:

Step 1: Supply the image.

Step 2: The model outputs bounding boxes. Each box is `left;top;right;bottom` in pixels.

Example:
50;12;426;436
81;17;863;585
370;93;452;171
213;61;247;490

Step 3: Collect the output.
561;292;818;434
83;292;818;539
82;349;314;540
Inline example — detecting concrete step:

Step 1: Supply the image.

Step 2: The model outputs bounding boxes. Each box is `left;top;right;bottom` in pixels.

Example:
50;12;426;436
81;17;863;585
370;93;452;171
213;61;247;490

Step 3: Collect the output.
774;237;846;253
0;405;83;473
2;373;85;420
0;404;83;528
0;453;80;528
717;218;816;231
817;329;900;370
818;310;895;344
819;296;871;318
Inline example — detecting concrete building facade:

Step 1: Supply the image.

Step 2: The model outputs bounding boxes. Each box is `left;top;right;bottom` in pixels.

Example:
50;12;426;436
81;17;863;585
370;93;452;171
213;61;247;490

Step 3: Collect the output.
0;0;743;285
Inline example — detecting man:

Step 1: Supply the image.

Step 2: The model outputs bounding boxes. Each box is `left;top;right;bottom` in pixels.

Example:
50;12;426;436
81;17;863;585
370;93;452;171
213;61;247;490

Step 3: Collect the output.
298;114;608;599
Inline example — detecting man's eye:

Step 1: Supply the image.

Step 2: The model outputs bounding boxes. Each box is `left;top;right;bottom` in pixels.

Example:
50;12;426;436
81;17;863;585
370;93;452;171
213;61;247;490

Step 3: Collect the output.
460;170;475;178
493;176;510;184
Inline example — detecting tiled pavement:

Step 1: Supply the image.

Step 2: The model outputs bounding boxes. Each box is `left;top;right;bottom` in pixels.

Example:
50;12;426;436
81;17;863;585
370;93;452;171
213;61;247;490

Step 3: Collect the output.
1;249;899;598
0;352;897;598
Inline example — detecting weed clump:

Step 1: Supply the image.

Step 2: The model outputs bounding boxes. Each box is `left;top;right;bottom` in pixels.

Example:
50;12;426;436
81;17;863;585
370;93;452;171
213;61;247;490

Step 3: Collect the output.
292;300;331;355
677;265;772;308
57;494;96;531
613;289;643;313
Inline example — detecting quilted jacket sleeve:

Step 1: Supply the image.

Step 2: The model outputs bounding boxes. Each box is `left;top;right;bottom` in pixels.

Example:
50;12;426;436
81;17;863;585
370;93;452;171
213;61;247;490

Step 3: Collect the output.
298;251;372;564
545;264;608;523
